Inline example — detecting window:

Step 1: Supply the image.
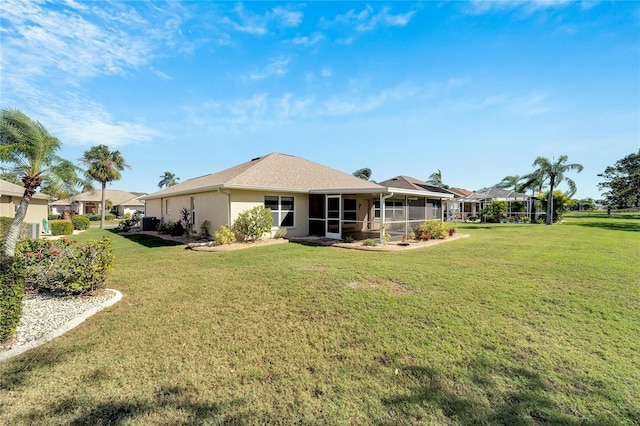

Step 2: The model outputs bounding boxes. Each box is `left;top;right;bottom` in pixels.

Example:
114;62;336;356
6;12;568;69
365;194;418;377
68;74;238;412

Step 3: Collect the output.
165;199;170;215
385;200;405;219
343;199;357;224
374;200;405;219
265;196;295;227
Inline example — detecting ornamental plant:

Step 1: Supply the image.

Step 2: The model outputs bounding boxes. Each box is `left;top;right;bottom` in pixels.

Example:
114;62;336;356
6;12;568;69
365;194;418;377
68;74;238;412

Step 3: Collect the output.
15;237;114;295
417;220;450;240
233;206;272;241
0;256;24;343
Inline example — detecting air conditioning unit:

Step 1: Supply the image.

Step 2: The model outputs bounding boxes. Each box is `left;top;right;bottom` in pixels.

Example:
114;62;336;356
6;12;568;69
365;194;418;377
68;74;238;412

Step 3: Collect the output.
27;222;40;239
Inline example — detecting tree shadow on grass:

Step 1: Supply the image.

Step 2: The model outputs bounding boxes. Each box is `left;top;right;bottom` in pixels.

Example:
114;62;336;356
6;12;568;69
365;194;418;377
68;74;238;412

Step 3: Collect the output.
107;229;185;248
567;221;640;232
1;343;88;392
36;385;248;425
379;359;623;426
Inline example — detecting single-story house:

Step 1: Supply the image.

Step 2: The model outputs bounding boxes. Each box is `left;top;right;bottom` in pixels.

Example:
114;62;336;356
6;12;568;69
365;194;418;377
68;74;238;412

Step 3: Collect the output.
143;153;453;241
445;187;479;221
0;179;51;236
476;187;539;221
50;189;146;217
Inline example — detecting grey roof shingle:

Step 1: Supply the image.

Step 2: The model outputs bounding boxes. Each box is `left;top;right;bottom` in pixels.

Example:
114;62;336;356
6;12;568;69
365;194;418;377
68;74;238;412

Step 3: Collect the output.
377;176;454;197
51;189;146;206
144;153;384;199
0;179;50;200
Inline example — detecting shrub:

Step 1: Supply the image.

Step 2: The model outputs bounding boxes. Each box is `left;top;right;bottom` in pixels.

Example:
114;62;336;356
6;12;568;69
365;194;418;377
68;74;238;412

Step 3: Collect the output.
343;235;355;243
417;220;449;240
87;213;116;222
0;216;29;248
233;206;273;241
273;228;287;239
49;220;74;236
158;221;184;236
48;214;61;221
362;239;377;247
199;221;211;240
0;256;25;343
71;215;91;231
213;225;236;245
15;237;114;295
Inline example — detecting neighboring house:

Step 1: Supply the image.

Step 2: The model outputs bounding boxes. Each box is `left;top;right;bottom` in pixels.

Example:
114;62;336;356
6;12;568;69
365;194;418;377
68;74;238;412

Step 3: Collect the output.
445;187;479;221
0;179;51;235
143;153;453;240
468;187;538;222
50;189;146;217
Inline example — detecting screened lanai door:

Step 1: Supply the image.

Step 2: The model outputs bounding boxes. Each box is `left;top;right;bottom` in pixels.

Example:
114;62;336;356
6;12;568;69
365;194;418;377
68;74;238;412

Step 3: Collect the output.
326;195;341;239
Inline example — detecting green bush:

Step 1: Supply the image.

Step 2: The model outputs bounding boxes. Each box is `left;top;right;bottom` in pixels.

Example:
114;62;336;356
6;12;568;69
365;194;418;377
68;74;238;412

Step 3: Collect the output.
0;216;29;247
49;220;74;236
199;221;211;239
71;215;91;231
15;237;114;295
362;239;377;246
0;256;25;343
87;213;116;222
417;220;449;239
233;206;273;241
213;225;236;245
48;214;61;220
158;221;184;236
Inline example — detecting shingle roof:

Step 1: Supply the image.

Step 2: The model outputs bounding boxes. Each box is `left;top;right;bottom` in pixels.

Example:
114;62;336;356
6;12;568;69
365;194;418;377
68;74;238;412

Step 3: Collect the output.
144;153;384;199
51;189;146;206
0;179;50;200
448;187;473;197
377;176;454;197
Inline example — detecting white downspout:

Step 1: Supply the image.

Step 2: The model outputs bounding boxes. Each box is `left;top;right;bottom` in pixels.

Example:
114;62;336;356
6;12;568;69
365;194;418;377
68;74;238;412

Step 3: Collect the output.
218;188;232;225
380;192;394;244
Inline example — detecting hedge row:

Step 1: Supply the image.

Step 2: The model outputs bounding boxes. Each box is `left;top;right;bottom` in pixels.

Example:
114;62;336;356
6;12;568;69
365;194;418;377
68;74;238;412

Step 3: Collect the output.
0;257;25;343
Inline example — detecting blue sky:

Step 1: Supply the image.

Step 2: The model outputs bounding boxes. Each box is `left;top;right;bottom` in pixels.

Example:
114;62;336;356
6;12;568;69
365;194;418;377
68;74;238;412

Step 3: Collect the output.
2;1;638;199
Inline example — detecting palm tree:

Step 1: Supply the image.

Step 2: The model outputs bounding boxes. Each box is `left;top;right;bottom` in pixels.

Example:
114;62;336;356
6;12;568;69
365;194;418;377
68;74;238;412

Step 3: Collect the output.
0;108;62;257
39;159;91;200
80;144;130;229
352;168;372;181
532;155;583;225
495;175;522;191
158;171;180;188
427;169;449;188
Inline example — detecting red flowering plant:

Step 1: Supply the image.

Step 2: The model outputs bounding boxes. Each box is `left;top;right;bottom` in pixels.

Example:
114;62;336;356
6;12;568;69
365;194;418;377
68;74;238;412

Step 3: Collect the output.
15;237;114;295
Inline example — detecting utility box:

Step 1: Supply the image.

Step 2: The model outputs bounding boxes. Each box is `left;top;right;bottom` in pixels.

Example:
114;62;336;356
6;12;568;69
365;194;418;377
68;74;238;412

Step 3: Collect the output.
27;222;40;239
142;217;159;231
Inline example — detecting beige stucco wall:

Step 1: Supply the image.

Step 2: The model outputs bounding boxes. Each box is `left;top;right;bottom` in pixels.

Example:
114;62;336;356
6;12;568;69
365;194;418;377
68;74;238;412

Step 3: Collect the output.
0;195;49;229
147;189;310;237
229;190;309;237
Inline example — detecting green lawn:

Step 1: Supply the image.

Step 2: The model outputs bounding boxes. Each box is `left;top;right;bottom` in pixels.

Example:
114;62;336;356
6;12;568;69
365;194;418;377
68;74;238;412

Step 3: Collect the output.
1;213;639;424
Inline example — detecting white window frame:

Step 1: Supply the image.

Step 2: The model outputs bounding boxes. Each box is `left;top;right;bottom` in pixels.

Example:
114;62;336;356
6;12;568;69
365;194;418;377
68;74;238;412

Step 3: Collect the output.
265;196;295;228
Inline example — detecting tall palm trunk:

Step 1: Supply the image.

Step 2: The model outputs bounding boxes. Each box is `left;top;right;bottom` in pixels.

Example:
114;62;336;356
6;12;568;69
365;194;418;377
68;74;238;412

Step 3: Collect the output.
3;197;32;257
546;177;555;225
100;181;107;229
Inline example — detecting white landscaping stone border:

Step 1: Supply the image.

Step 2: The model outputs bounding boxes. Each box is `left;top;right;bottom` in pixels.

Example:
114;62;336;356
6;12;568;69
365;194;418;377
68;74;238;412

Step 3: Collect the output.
0;289;123;362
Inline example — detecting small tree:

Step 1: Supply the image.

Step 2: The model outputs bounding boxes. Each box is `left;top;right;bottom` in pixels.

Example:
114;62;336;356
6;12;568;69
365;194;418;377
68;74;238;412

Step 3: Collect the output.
353;168;372;180
232;206;273;241
80;145;130;229
598;151;640;209
539;191;572;223
480;200;508;223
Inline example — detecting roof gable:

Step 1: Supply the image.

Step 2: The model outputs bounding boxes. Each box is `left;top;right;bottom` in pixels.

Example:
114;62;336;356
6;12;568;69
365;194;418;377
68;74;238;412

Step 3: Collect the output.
51;189;146;206
378;176;453;195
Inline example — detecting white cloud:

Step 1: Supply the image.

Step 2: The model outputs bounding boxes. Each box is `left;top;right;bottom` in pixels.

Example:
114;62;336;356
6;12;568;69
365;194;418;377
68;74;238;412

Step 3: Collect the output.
271;6;303;27
466;0;573;15
242;58;290;80
326;5;416;32
221;3;303;36
289;32;325;46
